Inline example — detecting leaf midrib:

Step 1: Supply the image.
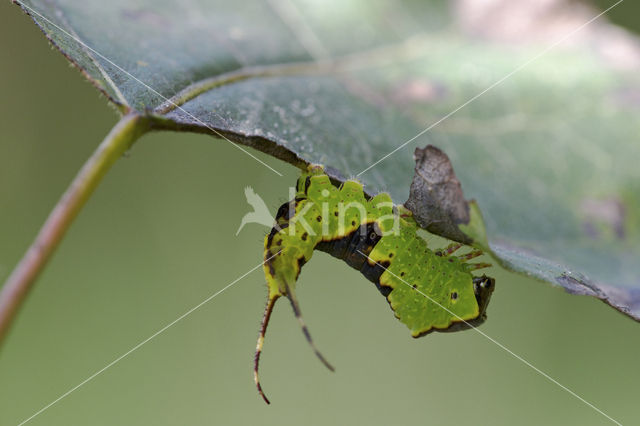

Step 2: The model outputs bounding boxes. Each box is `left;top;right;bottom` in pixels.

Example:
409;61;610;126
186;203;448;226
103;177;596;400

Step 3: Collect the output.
153;32;441;114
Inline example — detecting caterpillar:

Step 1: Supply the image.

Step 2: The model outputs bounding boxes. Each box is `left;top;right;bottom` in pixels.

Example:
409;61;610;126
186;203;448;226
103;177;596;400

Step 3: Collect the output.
254;165;494;403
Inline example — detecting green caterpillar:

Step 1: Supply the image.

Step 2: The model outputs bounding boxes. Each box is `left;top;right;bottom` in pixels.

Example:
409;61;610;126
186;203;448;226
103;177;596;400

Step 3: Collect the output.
254;165;494;403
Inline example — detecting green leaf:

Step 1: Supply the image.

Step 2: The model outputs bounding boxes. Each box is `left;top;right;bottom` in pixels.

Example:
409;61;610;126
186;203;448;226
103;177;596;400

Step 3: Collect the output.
15;0;640;320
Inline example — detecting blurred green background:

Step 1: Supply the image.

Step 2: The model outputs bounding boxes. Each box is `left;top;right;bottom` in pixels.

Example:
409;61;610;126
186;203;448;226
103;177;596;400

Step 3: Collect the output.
1;1;638;425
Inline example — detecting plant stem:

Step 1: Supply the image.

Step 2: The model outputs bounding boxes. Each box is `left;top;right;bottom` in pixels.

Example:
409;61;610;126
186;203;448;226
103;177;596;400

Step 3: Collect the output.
0;112;150;347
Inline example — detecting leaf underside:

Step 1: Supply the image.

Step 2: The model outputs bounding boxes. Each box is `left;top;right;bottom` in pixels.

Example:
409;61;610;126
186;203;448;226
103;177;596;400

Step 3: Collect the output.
15;0;640;320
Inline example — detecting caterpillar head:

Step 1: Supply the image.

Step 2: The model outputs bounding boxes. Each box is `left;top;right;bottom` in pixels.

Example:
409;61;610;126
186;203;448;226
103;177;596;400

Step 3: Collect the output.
472;275;495;321
442;275;495;333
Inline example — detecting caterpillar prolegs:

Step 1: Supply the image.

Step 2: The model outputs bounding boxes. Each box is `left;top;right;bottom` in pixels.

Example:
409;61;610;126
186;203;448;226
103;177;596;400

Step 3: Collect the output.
254;165;494;403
